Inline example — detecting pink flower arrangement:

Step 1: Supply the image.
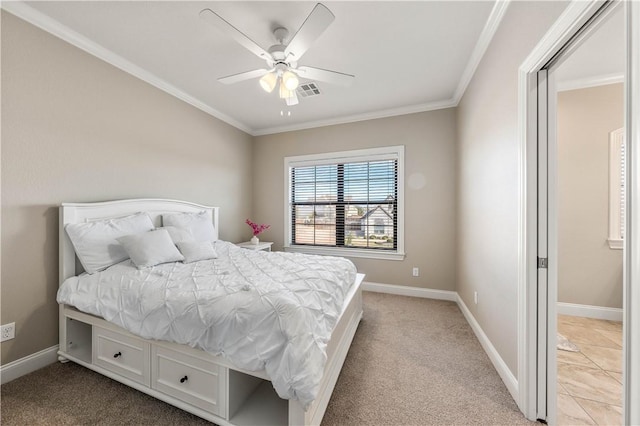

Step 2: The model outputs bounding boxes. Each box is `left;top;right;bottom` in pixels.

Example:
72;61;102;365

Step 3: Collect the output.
246;219;270;236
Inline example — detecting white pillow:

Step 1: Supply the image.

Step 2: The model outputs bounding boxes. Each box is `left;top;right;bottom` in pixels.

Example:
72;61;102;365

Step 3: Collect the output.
117;229;184;269
162;211;216;242
158;226;194;244
65;212;154;274
176;241;218;264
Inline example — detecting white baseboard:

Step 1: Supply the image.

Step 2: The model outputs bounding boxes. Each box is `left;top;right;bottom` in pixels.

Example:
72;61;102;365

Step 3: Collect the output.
557;302;623;321
362;281;457;301
456;295;519;403
0;345;59;385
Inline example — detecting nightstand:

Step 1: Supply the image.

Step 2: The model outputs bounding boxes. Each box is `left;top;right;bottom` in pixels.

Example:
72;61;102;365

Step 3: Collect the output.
237;241;273;252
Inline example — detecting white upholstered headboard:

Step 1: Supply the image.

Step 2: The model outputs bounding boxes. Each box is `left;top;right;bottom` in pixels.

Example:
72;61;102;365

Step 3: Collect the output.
59;199;219;283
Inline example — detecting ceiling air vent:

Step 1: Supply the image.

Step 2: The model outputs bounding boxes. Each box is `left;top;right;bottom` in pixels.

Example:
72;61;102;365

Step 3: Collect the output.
297;82;322;98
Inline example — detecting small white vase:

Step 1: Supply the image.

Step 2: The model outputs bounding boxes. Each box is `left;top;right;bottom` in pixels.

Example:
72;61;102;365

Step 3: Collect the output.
250;235;259;245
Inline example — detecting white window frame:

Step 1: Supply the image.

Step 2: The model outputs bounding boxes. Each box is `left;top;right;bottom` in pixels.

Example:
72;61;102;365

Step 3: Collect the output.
609;127;625;249
284;146;405;261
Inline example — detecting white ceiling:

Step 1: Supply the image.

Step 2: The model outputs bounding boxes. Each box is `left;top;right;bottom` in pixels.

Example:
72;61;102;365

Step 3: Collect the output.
556;4;625;90
10;1;503;135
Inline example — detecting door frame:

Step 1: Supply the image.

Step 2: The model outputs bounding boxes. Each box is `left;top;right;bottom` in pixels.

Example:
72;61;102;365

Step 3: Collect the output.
517;0;640;423
535;68;551;422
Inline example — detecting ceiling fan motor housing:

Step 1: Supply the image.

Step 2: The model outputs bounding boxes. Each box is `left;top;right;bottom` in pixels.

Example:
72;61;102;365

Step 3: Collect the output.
274;62;288;74
268;44;287;62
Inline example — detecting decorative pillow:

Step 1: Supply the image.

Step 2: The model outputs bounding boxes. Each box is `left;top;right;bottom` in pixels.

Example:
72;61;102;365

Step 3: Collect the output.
65;212;154;274
162;211;216;242
158;226;194;244
117;229;184;269
176;241;218;264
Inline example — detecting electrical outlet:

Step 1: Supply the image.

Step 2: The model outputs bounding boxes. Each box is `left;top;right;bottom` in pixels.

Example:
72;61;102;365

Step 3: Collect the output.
412;267;419;277
474;291;478;305
1;322;15;342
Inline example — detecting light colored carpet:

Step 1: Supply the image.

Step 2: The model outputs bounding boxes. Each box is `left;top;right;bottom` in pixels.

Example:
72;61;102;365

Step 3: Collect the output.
1;292;535;425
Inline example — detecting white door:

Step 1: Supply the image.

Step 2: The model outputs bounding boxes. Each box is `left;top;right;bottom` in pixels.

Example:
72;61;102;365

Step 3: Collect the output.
527;2;639;425
537;65;561;425
536;4;623;424
536;68;549;423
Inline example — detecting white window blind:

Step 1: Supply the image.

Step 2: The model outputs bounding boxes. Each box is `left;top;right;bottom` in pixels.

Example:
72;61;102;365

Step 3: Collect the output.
609;128;625;249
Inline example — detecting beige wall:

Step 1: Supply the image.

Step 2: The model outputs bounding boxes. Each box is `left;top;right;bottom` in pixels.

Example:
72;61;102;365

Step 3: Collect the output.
456;1;568;375
558;84;624;308
253;110;457;291
0;12;253;364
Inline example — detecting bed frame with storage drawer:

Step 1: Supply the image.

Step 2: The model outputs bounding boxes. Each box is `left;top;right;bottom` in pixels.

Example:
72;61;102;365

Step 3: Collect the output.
58;199;364;426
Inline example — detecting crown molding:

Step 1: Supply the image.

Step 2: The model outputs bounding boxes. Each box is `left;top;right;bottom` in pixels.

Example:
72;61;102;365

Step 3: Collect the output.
0;1;253;135
252;98;458;136
452;0;511;104
556;73;624;92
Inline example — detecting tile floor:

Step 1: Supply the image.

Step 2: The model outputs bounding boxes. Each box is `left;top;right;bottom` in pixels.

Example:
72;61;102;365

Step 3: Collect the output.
557;315;623;425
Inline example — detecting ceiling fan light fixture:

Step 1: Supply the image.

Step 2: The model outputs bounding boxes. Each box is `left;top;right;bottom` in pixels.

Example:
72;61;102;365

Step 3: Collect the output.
282;70;299;91
279;81;293;99
259;72;277;93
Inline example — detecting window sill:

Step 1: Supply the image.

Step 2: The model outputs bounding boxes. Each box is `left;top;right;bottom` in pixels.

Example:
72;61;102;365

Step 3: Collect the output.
608;238;623;250
284;245;405;261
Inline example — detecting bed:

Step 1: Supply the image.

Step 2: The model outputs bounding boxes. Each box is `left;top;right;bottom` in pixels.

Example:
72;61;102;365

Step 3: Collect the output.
57;199;364;426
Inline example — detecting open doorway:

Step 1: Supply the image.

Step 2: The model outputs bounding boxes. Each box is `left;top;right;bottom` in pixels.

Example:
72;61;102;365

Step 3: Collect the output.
552;7;625;421
517;1;640;425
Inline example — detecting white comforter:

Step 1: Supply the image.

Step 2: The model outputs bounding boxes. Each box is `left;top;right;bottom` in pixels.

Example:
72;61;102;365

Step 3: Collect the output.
57;241;356;407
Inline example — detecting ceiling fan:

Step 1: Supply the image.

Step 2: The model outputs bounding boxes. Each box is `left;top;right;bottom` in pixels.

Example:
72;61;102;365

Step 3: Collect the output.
199;3;355;106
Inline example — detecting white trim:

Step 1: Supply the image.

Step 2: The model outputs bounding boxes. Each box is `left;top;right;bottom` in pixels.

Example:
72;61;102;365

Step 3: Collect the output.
557;73;624;92
285;245;405;261
624;1;640;423
285;145;404;167
456;294;519;402
557;302;623;322
0;345;59;385
362;282;457;302
517;66;540;423
609;238;624;250
253;99;457;136
0;1;253;135
517;0;610;420
452;0;511;104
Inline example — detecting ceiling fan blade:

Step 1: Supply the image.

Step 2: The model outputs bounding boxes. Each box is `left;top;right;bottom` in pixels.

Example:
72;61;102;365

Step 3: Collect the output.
218;69;269;85
284;3;334;61
295;66;354;87
200;9;271;61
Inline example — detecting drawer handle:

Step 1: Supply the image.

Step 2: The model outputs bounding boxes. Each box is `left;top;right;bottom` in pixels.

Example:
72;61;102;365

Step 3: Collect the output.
180;376;188;384
113;352;122;358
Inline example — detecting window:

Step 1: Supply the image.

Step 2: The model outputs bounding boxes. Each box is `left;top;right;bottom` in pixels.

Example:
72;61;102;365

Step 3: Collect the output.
608;128;625;249
284;146;405;260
